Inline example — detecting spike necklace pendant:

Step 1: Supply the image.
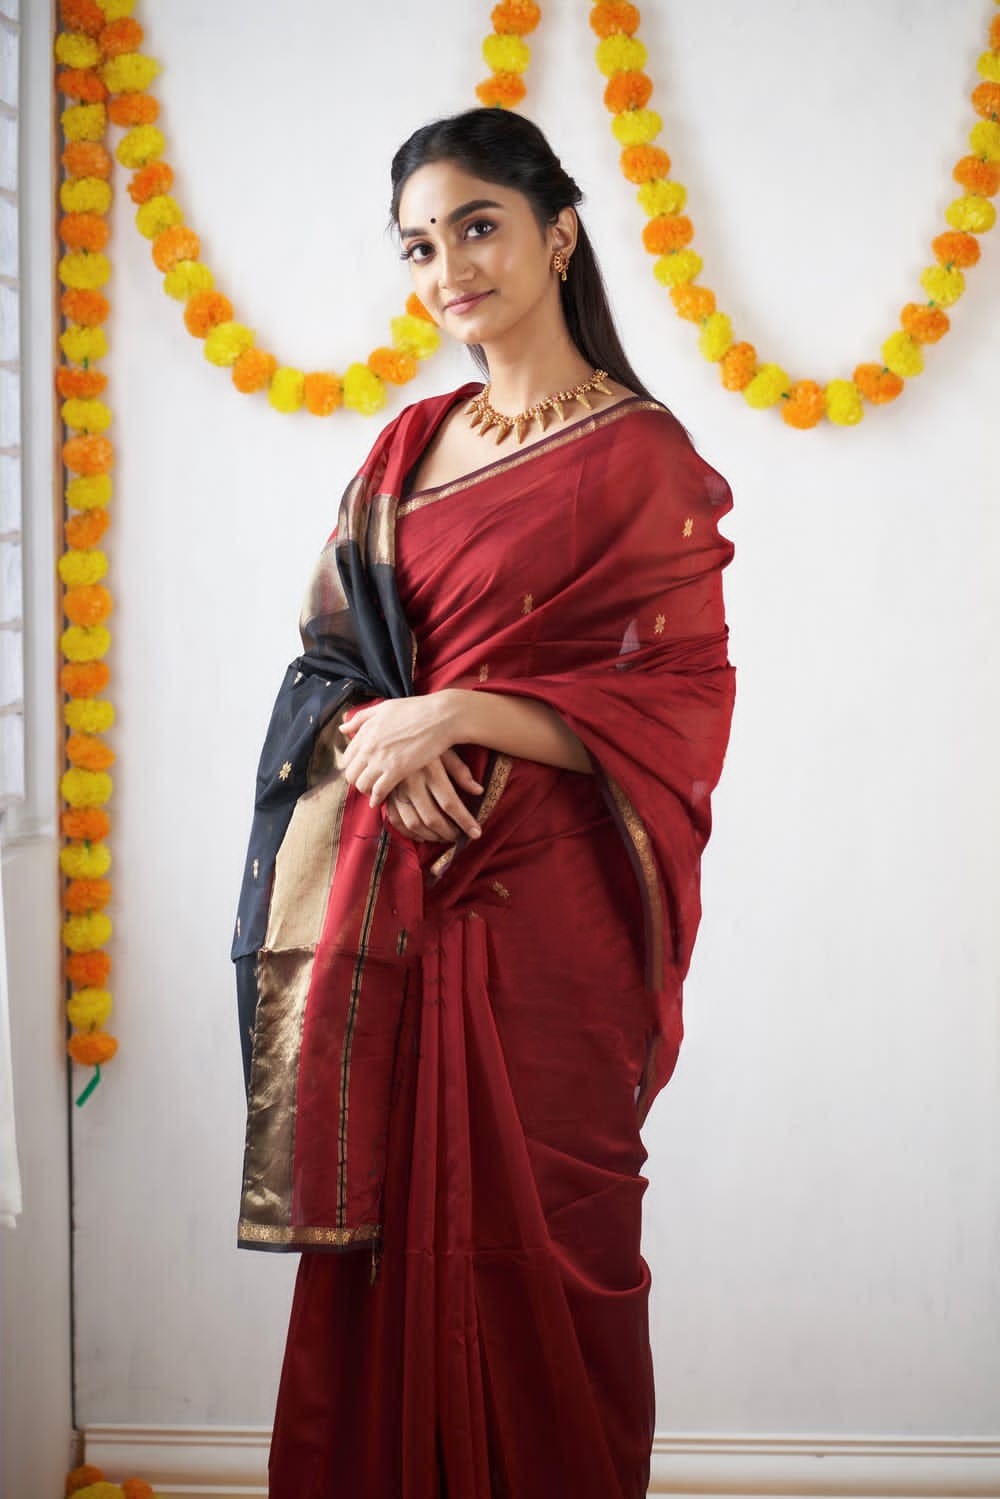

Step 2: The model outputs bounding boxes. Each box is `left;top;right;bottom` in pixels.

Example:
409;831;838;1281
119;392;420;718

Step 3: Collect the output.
464;368;613;445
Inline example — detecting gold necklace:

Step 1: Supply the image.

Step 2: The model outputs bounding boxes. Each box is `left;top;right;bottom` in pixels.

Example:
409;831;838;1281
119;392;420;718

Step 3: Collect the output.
465;367;613;444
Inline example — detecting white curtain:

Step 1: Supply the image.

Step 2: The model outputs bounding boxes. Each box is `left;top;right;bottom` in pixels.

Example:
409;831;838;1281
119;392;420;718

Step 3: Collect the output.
0;829;23;1227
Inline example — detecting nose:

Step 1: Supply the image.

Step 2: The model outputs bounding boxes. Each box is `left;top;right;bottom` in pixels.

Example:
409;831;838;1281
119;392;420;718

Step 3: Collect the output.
437;241;474;292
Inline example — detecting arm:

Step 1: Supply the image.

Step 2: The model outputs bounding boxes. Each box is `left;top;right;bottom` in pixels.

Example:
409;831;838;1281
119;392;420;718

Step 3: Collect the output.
444;688;594;775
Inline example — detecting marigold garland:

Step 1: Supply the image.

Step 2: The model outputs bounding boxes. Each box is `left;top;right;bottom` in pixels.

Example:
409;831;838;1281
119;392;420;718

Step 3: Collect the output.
476;0;1000;426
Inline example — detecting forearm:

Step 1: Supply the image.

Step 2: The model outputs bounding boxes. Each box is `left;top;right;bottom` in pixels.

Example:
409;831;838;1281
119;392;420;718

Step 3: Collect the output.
444;688;594;775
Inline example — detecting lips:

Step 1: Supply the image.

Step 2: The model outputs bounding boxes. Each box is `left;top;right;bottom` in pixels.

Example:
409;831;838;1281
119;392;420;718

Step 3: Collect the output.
446;291;491;312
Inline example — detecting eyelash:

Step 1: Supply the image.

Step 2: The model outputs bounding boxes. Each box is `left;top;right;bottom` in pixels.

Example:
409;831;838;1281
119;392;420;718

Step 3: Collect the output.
399;219;496;263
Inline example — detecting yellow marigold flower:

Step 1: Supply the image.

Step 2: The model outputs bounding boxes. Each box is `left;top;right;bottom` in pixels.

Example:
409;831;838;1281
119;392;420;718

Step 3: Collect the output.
115;124;166;169
698;312;733;362
60;841;112;879
742;363;790;409
881;330;924;377
611;108;662;147
59;251;111;290
482;34;531;74
66;474;112;510
825;379;865;426
65;697;115;734
652;249;702;286
100;53;160;94
60;767;112;808
61;103;107;143
976;48;1000;83
269;366;306;413
970;119;1000;162
390;313;441;358
944;194;996;233
342;362;386;416
60;325;109;364
595;35;647;76
60;178;113;216
61;398;112;433
163;260;214;300
96;0;137;18
919;263;966;306
59;550;109;587
54;32;103;68
67;988;113;1028
135;193;183;239
637;178;686;217
204;321;255;366
62;911;112;952
61;624;111;662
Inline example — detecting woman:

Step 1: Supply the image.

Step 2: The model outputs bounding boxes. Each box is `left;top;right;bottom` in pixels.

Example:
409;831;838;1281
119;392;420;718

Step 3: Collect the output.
231;107;736;1498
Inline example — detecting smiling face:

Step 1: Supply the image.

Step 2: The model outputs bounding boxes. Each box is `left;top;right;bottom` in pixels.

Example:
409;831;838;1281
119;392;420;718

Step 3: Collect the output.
395;158;576;351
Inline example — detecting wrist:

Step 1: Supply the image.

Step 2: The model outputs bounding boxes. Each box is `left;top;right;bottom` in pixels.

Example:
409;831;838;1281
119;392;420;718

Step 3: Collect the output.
439;687;473;742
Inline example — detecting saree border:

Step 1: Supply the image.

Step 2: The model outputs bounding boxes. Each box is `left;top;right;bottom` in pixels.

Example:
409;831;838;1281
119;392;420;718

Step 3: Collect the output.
428;751;514;882
605;774;665;993
398;399;669;516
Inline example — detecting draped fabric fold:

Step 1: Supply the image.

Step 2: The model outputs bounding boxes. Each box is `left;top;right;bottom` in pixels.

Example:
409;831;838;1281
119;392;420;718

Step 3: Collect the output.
231;379;736;1496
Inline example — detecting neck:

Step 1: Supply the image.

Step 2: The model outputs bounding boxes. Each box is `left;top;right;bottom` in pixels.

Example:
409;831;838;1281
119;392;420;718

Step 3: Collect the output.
478;314;596;415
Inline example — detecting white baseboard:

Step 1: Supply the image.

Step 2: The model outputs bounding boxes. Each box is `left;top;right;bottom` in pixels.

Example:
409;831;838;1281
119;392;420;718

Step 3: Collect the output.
83;1424;1000;1499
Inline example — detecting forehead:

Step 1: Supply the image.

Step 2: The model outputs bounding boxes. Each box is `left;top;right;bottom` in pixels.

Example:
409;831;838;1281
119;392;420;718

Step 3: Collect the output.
398;160;517;221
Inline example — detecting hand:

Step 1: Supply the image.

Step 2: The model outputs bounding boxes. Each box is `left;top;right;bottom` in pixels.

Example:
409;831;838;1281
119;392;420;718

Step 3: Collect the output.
340;691;463;808
384;751;485;843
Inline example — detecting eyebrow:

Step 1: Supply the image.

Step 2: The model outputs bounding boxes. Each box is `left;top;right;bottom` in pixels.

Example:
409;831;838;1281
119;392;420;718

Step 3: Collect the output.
398;198;505;239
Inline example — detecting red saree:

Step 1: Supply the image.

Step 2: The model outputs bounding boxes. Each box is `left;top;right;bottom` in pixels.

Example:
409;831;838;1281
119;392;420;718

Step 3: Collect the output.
236;380;736;1497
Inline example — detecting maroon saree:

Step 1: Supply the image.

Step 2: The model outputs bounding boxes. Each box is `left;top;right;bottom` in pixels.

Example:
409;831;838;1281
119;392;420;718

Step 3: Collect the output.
241;380;736;1497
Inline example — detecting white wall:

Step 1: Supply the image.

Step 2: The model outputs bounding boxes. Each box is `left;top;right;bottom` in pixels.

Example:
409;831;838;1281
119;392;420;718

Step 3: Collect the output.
5;0;998;1482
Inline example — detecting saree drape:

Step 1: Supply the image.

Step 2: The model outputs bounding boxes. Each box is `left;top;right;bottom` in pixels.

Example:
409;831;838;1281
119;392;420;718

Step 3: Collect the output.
231;380;736;1498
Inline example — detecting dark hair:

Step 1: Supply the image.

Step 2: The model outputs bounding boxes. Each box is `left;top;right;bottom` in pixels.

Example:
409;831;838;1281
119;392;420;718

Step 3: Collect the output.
388;107;675;417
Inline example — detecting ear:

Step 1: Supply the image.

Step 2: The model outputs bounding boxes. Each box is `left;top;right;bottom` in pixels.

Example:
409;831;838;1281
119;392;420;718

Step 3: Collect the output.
548;205;579;259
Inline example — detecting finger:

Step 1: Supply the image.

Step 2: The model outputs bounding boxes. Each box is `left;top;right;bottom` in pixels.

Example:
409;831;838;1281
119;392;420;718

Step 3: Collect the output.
426;770;482;840
442;749;485;793
408;787;463;843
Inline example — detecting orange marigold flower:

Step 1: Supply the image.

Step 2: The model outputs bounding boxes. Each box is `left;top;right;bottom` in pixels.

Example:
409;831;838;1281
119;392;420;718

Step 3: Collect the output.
60;804;110;841
971;81;1000;120
931;230;980;268
781;380;826;429
232;347;277;394
61;287;110;325
153;223;200;273
604;71;653;113
127;160;174;204
475;73;527;108
64;877;113;914
64;583;112;626
184;290;233;338
63;141;112;179
99;16;144;55
68;1032;118;1066
853;363;903;403
65;508;111;550
59;213;109;253
670;283;716;321
620;144;671;184
406;292;435;323
63;435;113;476
56;366;107;400
57;68;108;103
642;215;694;254
303;372;344;415
66;1463;106;1495
490;0;541;33
368;348;418;384
66;947;111;986
720;341;757;391
991;14;1000;48
901;303;950;343
59;0;105;34
122;1482;156;1499
953;155;1000;197
60;659;110;697
590;1;641;38
108;91;159;127
66;734;115;772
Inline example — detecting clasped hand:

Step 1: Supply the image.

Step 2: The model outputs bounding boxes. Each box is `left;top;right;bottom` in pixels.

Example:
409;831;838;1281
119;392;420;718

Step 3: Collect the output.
340;692;483;844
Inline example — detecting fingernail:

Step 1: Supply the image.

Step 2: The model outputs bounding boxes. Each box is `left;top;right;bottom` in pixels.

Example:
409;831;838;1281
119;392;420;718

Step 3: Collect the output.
470;825;482;837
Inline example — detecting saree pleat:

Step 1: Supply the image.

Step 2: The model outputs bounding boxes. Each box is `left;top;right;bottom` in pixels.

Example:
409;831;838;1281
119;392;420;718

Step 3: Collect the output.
244;381;735;1497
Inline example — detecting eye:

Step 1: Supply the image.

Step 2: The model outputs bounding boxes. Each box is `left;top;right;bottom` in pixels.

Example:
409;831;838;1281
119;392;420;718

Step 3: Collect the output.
399;218;497;263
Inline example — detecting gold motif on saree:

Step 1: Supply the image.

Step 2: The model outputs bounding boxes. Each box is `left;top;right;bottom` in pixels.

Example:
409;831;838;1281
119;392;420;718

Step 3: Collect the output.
522;593;534;614
654;614;665;635
683;517;694;537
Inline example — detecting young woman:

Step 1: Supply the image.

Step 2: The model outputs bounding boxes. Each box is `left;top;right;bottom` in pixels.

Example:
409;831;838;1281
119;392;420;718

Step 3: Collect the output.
232;106;737;1499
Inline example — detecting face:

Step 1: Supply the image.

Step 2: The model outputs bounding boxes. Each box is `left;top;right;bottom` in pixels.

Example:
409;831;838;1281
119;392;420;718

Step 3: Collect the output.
396;159;575;346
